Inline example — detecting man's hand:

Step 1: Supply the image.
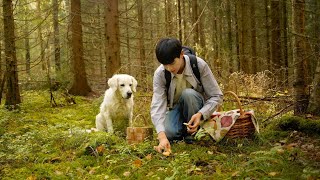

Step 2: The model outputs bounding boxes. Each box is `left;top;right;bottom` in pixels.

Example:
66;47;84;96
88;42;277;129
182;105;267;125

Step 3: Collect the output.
154;131;171;153
187;112;202;134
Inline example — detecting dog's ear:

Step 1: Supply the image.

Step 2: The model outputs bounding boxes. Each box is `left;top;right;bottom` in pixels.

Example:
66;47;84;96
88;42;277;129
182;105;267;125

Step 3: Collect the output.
131;76;138;92
108;75;118;90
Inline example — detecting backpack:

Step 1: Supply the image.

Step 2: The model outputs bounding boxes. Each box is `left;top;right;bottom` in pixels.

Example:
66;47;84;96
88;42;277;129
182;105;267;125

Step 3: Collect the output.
164;46;201;104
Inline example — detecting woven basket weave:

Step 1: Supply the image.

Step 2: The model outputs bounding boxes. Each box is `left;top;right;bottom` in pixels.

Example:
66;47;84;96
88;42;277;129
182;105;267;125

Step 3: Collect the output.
126;114;153;144
222;91;256;139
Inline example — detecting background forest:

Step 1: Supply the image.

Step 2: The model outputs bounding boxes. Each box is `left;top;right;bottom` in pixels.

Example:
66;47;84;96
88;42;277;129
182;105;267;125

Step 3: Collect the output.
0;0;320;179
0;0;319;115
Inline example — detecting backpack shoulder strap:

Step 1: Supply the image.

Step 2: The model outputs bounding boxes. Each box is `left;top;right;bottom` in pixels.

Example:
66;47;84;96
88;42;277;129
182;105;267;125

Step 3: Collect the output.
188;55;201;84
164;69;171;103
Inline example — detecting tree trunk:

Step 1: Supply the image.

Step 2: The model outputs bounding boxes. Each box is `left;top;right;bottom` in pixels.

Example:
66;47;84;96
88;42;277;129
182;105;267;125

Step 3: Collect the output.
282;0;289;86
165;0;173;36
178;0;182;42
271;0;283;84
265;0;271;70
124;0;131;75
3;0;21;110
37;0;46;71
192;0;199;47
308;60;320;115
24;9;31;76
251;0;257;73
69;0;92;96
53;0;61;71
137;0;146;81
308;0;320;116
226;0;233;73
292;0;308;115
104;0;121;83
237;0;251;74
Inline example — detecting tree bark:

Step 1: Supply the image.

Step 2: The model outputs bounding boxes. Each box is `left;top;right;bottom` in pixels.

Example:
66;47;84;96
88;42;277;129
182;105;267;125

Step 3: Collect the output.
251;1;257;73
3;0;21;109
265;0;271;70
192;0;199;46
292;0;308;115
53;0;61;71
36;0;46;71
308;60;320;115
271;0;283;84
104;0;121;83
69;0;92;96
178;0;182;42
226;0;233;73
237;0;251;74
137;0;146;81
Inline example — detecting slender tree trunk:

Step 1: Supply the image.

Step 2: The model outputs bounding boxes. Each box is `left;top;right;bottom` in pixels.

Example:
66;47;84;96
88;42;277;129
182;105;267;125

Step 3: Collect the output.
104;0;121;83
226;0;233;73
178;0;182;42
265;0;271;70
237;0;251;74
137;0;146;81
165;0;173;36
37;0;45;71
124;0;131;74
24;9;31;76
306;0;320;115
3;0;21;109
307;60;320;115
199;3;206;53
271;0;283;84
53;0;61;71
69;0;92;96
192;0;199;46
282;0;289;86
251;1;257;73
292;0;308;115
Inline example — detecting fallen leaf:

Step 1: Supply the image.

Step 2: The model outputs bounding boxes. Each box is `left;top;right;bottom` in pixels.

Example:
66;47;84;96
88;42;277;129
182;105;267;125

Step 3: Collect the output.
268;172;278;176
123;171;131;177
133;159;142;167
27;175;37;180
232;171;240;177
145;153;152;160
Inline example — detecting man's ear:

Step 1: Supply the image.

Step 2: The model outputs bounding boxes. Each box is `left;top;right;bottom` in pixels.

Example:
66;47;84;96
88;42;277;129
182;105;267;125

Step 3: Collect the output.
131;76;138;92
108;75;118;90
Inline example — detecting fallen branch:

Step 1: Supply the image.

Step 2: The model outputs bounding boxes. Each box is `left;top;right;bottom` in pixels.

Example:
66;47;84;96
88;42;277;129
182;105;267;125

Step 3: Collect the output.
262;103;294;123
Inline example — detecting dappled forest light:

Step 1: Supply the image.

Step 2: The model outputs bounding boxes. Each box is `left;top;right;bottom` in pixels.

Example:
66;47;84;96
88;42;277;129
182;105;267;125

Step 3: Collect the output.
1;1;320;179
0;0;319;115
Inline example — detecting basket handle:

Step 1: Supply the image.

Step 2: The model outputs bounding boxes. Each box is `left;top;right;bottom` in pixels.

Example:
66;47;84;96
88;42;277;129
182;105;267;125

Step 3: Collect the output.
131;114;148;127
219;91;245;118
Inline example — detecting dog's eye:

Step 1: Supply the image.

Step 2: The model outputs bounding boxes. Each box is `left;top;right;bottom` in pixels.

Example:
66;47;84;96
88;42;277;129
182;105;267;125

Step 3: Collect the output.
129;84;132;86
120;84;125;87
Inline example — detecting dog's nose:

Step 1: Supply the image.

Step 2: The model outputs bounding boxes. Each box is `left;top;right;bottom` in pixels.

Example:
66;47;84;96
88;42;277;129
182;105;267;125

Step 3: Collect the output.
127;92;132;98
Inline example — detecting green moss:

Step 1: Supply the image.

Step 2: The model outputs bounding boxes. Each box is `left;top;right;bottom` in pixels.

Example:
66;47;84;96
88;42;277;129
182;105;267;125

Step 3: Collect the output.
270;116;320;136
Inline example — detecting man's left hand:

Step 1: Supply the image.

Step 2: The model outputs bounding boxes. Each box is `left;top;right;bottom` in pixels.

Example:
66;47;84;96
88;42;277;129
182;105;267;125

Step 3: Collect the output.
187;112;202;134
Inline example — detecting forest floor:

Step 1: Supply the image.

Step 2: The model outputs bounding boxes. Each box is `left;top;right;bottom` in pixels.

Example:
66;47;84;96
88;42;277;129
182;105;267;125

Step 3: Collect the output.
0;90;319;179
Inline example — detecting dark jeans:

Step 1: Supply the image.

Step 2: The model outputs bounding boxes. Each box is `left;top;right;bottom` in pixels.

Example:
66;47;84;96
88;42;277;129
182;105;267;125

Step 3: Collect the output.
164;88;204;141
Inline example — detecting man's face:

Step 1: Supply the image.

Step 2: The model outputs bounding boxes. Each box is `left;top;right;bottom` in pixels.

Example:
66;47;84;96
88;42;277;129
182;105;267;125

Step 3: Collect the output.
164;52;184;75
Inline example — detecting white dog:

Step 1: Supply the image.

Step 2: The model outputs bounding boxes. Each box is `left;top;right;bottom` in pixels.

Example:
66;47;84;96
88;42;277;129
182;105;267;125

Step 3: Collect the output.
95;74;137;133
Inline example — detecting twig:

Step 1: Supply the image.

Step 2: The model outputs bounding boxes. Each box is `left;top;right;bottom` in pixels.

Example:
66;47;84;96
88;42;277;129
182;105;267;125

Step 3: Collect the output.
262;103;294;123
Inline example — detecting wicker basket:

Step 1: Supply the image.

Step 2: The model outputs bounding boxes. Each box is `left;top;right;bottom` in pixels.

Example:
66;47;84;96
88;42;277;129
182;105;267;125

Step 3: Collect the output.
221;91;256;139
126;114;153;144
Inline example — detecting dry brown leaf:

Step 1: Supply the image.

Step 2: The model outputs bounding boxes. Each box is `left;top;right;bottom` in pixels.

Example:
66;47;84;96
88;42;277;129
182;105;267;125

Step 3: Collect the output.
268;172;279;176
145;153;152;160
133;159;143;167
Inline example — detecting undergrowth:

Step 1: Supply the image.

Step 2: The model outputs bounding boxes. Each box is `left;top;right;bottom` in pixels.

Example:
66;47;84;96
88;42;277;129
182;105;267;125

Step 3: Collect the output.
0;90;319;179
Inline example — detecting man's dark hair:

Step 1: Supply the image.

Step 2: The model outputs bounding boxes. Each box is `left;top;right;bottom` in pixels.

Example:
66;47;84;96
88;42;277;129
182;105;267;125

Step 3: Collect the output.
155;38;182;65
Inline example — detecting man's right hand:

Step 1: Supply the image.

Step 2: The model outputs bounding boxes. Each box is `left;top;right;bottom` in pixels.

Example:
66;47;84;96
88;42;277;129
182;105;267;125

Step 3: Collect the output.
154;131;171;153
